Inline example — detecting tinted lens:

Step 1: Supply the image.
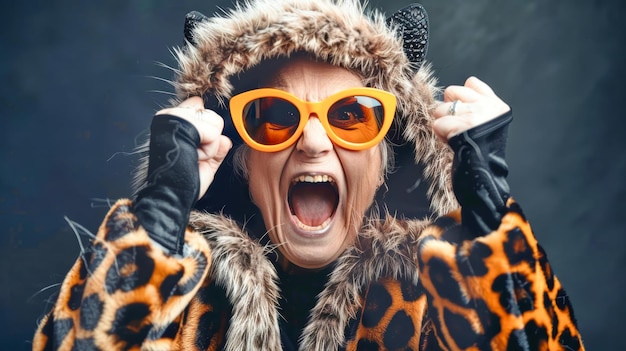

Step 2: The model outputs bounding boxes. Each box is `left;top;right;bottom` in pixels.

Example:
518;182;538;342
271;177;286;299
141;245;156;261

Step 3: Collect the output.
328;96;384;143
242;97;300;145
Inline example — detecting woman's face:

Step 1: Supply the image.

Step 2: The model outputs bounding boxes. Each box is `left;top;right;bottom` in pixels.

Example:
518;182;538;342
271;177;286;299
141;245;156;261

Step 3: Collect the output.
247;58;383;269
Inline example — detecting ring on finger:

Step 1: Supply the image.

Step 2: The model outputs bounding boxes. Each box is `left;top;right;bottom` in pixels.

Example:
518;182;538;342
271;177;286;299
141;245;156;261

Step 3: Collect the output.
448;100;460;116
196;109;205;120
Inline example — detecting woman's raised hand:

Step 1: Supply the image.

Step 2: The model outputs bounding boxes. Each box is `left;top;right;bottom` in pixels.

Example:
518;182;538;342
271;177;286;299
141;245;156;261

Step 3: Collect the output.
432;76;510;142
156;96;232;200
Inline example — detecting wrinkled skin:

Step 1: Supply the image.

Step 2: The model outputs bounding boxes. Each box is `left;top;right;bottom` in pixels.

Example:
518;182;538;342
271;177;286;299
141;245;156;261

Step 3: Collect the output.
246;59;383;269
156;58;509;269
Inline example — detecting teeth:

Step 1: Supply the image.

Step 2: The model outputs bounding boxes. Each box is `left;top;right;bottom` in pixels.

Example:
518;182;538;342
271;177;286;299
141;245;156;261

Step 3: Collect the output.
294;217;332;231
288;174;338;232
292;174;335;184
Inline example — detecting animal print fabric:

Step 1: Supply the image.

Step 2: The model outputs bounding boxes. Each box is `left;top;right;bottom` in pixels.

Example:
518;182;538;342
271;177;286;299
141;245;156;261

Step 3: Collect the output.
33;200;584;350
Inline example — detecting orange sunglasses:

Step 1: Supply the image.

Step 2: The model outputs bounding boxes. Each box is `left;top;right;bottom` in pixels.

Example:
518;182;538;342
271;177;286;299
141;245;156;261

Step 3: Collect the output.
229;87;397;152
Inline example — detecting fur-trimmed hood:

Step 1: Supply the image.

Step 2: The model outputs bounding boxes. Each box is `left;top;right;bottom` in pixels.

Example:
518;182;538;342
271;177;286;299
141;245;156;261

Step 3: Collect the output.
161;0;457;216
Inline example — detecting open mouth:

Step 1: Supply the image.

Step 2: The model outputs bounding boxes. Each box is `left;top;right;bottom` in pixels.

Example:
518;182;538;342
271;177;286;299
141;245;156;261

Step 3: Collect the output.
288;174;339;231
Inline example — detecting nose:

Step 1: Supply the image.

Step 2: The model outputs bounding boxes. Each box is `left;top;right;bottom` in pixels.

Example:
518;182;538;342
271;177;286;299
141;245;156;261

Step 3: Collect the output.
295;115;333;157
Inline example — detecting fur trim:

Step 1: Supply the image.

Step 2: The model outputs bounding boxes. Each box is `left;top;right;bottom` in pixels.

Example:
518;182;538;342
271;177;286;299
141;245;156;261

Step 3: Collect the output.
139;0;458;215
189;211;282;351
300;214;429;349
189;210;430;350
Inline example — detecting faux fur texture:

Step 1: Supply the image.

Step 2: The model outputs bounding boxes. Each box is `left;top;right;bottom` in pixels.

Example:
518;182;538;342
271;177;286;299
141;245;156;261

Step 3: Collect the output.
189;209;430;350
189;211;282;350
134;0;458;216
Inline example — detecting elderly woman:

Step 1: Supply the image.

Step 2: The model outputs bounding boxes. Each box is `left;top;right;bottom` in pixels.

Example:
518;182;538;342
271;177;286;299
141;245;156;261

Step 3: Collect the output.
33;0;584;350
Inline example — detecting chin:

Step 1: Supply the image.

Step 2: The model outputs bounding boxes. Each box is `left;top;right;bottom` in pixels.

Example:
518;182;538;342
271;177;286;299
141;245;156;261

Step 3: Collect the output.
282;246;342;269
277;222;353;269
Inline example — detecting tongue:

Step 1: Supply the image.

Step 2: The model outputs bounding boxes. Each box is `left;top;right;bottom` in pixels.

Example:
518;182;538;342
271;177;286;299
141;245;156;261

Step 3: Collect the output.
291;183;337;227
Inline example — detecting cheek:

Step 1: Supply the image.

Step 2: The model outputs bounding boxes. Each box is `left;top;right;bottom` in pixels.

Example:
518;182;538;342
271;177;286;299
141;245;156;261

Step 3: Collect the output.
248;154;270;202
346;148;381;184
342;148;382;210
247;151;286;206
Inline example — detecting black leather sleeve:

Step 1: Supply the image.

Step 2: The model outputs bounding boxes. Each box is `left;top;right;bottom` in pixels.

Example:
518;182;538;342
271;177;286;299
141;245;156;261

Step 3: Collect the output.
132;115;201;256
448;110;513;237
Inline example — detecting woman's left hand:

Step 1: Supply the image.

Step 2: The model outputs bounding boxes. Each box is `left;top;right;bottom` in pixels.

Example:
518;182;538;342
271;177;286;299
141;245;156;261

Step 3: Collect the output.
432;76;510;142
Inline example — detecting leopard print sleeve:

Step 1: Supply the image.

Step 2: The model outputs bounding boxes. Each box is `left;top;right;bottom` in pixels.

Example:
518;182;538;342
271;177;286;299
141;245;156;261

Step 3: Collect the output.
416;200;584;351
32;199;212;351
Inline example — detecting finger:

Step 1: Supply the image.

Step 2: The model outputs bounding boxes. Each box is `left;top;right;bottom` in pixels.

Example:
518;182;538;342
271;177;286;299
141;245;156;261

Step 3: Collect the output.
194;110;226;144
159;105;226;145
195;109;225;130
433;100;473;119
464;76;497;97
156;96;205;118
443;85;483;103
197;135;233;199
197;135;232;173
197;161;214;200
214;135;233;163
432;115;474;142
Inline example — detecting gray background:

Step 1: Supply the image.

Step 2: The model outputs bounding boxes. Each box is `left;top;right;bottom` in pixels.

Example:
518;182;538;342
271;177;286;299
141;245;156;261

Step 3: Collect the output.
1;0;624;349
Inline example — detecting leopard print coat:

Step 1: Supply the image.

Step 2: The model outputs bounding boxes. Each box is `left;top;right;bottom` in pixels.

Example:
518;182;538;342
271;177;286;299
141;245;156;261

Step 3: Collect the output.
33;199;583;350
33;0;584;349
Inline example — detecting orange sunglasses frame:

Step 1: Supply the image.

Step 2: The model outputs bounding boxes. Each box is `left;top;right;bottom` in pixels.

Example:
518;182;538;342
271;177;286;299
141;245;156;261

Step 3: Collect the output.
229;87;397;152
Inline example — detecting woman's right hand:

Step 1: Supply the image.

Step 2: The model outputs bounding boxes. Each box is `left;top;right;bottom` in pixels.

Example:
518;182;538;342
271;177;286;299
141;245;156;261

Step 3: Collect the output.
133;97;232;255
156;96;233;200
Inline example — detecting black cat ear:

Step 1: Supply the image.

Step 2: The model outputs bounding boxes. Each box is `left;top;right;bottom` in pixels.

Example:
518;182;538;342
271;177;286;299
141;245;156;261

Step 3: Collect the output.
386;3;429;69
184;11;210;46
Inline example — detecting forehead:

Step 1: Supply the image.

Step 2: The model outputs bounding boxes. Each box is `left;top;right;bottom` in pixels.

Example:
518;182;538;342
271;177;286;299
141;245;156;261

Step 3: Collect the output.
260;57;364;101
